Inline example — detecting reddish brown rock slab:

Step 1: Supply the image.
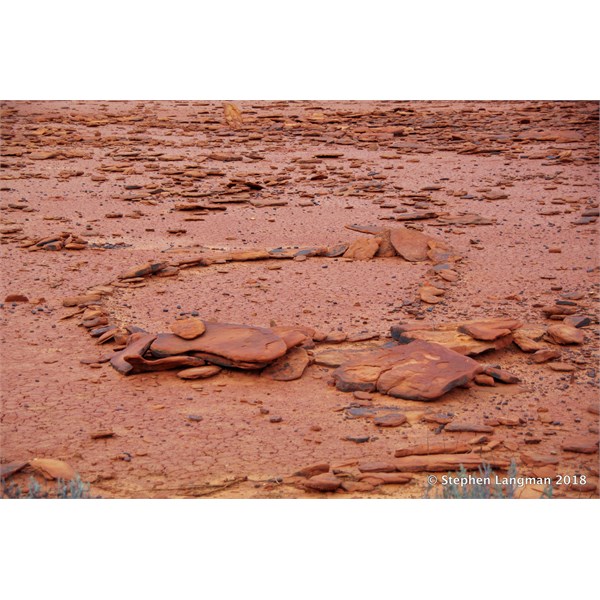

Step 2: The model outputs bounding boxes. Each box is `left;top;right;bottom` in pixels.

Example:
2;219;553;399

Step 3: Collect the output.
561;438;599;454
373;413;408;427
150;322;288;367
358;472;413;485
513;330;546;352
458;318;522;341
546;324;585;345
343;237;381;260
419;285;445;304
394;454;510;472
118;261;168;280
341;480;376;493
110;333;158;375
547;362;576;372
520;453;560;467
323;331;348;344
532;348;561;363
30;458;77;481
474;374;497;386
482;365;521;384
177;365;222;380
389;226;431;261
391;323;513;356
171;317;206;340
62;293;102;307
0;460;29;479
292;463;330;478
126;354;207;374
4;294;28;303
261;347;310;381
358;461;397;473
394;443;471;458
302;473;342;492
334;340;483;400
445;422;494;433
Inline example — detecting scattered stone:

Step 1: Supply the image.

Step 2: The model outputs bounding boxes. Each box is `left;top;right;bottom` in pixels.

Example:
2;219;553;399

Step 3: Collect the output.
90;431;114;440
0;460;29;479
4;294;28;303
394;443;470;457
482;365;521;384
562;315;592;328
293;463;330;478
546;324;585;345
520;453;559;467
171;317;206;340
177;365;222;379
303;473;342;492
532;348;561;363
373;413;407;427
547;362;576;372
561;438;598;454
341;481;376;492
389;226;432;261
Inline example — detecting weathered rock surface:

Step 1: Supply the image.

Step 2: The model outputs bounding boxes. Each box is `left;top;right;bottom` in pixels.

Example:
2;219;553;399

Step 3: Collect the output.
303;473;342;492
394;443;471;457
150;322;288;368
333;340;484;400
394;453;510;472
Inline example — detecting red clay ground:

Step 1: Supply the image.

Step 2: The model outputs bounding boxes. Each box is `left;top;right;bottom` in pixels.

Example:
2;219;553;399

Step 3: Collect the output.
1;100;598;498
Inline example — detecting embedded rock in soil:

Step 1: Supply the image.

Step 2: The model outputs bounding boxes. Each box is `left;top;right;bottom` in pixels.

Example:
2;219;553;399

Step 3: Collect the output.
546;324;585;345
333;339;484;400
394;453;510;472
303;473;342;492
292;463;330;478
561;438;599;454
177;365;222;379
373;413;408;427
343;237;381;260
171;317;206;340
513;330;546;352
119;261;168;280
532;348;561;363
394;443;471;457
261;347;310;381
358;472;413;484
150;321;288;368
125;354;207;374
30;458;77;481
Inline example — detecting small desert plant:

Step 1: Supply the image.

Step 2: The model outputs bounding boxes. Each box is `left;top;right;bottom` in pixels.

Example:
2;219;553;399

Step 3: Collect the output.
1;475;99;499
423;460;553;499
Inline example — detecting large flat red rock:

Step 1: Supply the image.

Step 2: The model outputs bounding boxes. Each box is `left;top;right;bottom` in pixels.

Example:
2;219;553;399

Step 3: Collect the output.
389;226;431;261
332;339;483;401
149;321;288;367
